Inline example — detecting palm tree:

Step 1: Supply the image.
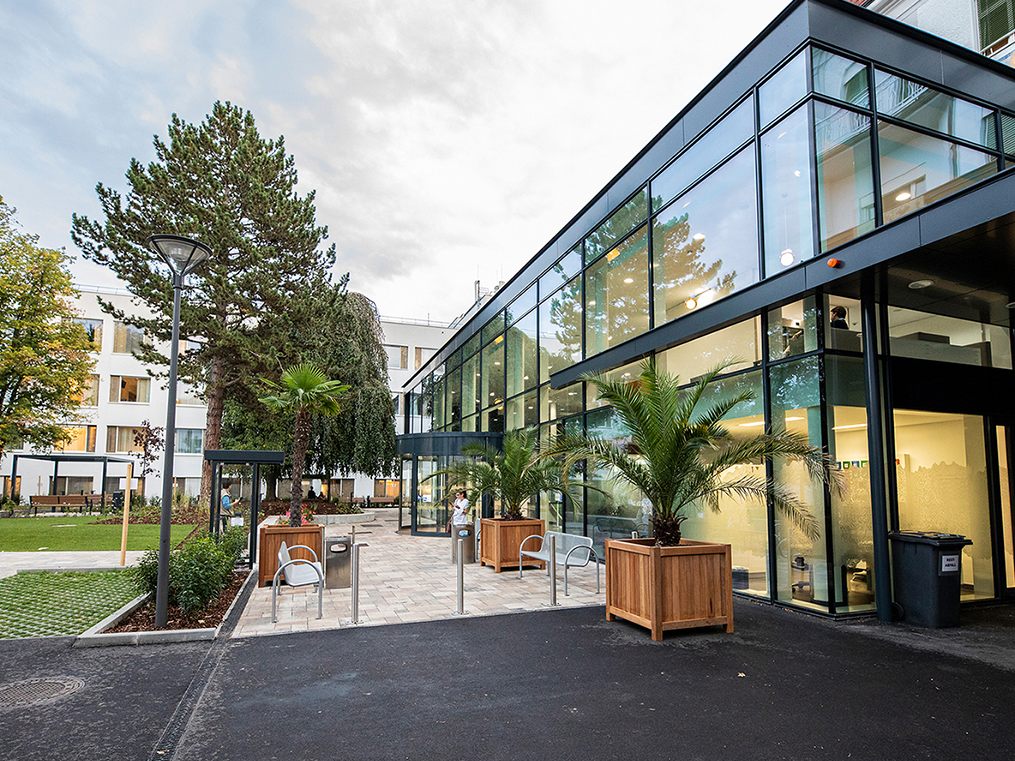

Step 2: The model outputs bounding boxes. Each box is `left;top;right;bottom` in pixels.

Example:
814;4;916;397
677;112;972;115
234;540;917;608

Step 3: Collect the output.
260;362;349;526
427;430;580;521
543;360;833;547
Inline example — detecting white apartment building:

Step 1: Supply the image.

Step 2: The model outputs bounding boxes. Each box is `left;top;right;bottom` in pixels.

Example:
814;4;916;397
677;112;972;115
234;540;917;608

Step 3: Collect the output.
1;284;454;503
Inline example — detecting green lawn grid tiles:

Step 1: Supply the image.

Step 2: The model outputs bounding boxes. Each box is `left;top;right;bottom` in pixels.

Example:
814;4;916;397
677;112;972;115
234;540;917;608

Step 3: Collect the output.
0;571;138;639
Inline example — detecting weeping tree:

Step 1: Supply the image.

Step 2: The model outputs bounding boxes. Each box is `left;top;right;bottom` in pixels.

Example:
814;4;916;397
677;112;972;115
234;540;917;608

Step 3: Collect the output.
426;430;583;520
259;363;349;525
543;360;834;546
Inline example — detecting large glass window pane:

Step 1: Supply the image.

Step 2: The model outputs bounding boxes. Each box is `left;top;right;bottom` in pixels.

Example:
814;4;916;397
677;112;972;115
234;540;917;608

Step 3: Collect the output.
875;69;997;149
826;356;875;612
654;147;760;324
585;406;647;557
463;333;480;360
812;48;870;108
506;390;538;431
651;97;754;212
769;357;828;611
432;372;446;431
539;247;582;299
826;295;864;353
584;188;648;264
657;318;762;383
481;312;506;346
759;49;808;127
540;382;584;421
446;365;462;427
681;371;769;597
887;306;1012;369
761;106;815;274
585;226;650;356
815;102;875;251
586;361;642;411
506;309;538;396
507;284;537;326
462;353;479;417
878;122;997;223
481;338;505;408
538;276;583;382
482;405;504;433
894;410;994;600
1001;112;1015;158
768;296;819;360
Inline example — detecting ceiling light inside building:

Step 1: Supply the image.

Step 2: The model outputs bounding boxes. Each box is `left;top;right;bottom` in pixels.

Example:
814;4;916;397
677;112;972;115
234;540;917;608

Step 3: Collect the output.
588;299;596;306
780;249;795;267
908;279;934;290
623;277;634;284
895;191;913;202
685;297;698;310
606;249;620;262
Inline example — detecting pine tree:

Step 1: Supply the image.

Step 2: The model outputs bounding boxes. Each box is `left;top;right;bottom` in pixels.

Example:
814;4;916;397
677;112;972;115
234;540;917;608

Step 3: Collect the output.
0;197;94;471
71;102;336;500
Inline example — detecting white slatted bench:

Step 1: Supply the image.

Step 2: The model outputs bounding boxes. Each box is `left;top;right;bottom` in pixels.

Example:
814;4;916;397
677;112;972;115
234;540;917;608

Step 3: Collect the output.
272;541;324;622
518;531;600;595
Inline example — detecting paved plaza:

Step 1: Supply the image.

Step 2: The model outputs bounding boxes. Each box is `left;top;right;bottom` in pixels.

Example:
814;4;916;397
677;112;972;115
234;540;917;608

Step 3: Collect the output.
234;511;603;637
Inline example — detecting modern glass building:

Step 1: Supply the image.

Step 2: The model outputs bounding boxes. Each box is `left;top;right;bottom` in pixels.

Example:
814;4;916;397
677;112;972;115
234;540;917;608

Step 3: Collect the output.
397;0;1015;620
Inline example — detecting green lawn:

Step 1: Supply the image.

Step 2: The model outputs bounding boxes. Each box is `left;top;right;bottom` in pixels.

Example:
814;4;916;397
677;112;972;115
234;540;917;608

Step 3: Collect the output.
0;570;140;638
0;516;196;552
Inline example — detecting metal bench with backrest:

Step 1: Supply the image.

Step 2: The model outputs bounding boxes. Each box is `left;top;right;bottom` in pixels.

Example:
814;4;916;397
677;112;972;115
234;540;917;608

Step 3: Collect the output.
518;530;600;595
271;541;324;623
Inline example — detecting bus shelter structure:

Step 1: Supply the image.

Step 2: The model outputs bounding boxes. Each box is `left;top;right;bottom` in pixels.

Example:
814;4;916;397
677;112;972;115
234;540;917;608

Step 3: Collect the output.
204;449;285;568
6;453;137;509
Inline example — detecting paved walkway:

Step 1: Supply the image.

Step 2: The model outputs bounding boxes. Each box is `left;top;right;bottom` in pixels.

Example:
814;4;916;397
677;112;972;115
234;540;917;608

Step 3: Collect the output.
0;550;144;578
234;511;603;637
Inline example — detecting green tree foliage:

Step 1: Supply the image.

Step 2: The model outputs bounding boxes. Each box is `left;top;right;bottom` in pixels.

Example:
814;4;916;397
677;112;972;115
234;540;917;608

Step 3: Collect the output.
70;102;336;500
544;360;833;546
0;197;93;468
260;362;348;525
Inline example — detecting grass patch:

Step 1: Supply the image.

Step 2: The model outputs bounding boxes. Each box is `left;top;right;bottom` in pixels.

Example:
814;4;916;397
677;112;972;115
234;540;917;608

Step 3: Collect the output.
0;570;139;638
0;516;196;552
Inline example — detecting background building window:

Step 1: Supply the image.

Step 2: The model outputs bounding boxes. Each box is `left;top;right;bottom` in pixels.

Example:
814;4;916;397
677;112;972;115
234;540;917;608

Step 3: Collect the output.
74;318;103;350
76;374;100;406
373;479;400;499
414;346;436;369
175;428;204;454
58;426;97;452
109;375;151;404
384;344;409;370
106;426;143;453
977;0;1015;50
176;383;204;406
112;322;145;354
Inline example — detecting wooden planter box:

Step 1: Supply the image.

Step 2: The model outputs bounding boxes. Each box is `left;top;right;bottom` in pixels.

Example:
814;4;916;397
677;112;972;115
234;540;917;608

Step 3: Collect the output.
258;524;325;587
605;538;734;640
480;517;546;573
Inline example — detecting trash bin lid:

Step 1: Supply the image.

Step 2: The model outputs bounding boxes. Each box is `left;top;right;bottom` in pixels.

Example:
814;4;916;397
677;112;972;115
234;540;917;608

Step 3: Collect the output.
329;543;349;553
889;530;972;546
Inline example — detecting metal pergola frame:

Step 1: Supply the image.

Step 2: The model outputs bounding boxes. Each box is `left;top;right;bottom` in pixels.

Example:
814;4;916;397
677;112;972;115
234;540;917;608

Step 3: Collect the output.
204;449;285;568
6;453;137;510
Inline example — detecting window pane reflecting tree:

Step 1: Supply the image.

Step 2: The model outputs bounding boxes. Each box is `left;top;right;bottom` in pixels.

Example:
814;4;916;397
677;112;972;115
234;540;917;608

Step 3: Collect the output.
761;105;814;274
538;276;582;382
814;102;875;251
585;226;650;356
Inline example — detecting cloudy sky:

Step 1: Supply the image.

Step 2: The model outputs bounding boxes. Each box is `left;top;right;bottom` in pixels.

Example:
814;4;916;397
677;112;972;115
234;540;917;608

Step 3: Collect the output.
1;0;787;323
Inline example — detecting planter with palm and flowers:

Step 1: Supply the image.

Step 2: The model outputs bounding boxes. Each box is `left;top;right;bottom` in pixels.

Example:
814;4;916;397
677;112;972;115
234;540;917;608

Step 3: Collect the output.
543;360;836;640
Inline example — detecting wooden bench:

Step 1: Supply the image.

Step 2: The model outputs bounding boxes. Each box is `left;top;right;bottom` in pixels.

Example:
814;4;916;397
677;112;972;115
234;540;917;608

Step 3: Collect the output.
518;530;600;595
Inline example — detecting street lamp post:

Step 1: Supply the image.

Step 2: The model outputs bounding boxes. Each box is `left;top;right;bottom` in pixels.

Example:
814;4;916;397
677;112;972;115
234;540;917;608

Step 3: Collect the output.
147;234;211;628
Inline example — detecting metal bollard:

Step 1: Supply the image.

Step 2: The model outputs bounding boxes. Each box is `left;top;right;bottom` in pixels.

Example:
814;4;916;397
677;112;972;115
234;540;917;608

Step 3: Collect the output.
549;534;558;607
631;530;639;539
351;524;357;544
455;537;465;615
350;542;360;624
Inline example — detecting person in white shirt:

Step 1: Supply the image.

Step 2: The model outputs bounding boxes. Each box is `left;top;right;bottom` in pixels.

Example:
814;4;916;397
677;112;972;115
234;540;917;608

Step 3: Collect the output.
452;491;471;526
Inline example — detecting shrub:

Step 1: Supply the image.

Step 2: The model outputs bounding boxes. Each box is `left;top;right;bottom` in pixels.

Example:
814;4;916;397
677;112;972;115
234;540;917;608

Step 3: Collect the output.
130;527;248;614
261;499;362;516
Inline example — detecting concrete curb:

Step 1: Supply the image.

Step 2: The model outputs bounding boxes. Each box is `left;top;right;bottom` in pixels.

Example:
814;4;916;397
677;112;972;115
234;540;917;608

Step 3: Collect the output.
74;568;255;648
17;565;131;575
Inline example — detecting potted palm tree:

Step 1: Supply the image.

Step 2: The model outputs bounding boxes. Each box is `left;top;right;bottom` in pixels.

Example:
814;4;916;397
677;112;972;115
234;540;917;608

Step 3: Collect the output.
429;430;577;573
256;362;349;586
545;360;832;639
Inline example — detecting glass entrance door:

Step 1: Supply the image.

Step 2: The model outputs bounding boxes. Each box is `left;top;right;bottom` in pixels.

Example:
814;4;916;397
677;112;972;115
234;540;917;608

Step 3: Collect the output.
998;426;1014;593
893;410;995;600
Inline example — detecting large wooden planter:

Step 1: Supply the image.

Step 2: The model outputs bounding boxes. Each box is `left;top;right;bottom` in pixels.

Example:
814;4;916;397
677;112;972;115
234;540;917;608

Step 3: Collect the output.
605;538;733;640
258;524;325;587
480;517;546;573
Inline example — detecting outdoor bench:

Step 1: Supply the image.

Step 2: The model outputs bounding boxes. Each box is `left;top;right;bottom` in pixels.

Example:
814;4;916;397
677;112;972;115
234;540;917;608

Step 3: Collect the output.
518;530;600;595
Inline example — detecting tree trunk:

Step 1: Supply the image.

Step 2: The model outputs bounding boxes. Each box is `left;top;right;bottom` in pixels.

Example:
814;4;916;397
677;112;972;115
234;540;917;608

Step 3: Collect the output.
200;357;226;506
264;472;278;501
289;409;310;526
650;512;683;547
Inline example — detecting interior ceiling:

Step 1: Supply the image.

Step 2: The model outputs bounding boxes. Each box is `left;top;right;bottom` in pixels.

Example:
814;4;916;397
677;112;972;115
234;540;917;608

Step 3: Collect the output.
881;210;1015;328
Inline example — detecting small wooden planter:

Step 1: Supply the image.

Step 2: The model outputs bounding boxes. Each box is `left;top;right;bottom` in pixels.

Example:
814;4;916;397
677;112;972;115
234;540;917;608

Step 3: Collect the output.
605;538;733;640
258;524;325;587
480;517;546;573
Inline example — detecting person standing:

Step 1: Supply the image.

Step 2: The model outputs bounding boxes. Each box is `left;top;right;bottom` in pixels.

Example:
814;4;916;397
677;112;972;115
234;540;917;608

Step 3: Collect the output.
452;490;471;527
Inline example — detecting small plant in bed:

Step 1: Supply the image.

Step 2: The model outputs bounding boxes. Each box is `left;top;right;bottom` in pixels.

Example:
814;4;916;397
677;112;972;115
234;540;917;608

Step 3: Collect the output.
261;499;362;516
116;526;248;631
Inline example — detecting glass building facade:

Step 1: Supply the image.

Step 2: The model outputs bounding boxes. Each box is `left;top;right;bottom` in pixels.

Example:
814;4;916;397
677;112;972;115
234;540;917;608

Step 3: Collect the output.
399;1;1015;619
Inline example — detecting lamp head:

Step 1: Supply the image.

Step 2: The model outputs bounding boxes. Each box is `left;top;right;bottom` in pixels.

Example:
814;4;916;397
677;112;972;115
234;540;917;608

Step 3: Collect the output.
147;234;212;277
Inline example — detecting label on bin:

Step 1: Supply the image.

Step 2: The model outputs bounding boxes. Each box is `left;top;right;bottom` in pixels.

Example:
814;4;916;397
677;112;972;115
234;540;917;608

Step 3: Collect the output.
940;554;959;573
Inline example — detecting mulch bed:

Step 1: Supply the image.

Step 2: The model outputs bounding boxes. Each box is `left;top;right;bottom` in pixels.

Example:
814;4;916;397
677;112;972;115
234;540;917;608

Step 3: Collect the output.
108;570;249;633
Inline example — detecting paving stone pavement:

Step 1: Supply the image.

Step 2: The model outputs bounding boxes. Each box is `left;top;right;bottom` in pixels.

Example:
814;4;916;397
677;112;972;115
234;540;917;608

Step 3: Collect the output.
0;550;144;578
234;512;604;637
